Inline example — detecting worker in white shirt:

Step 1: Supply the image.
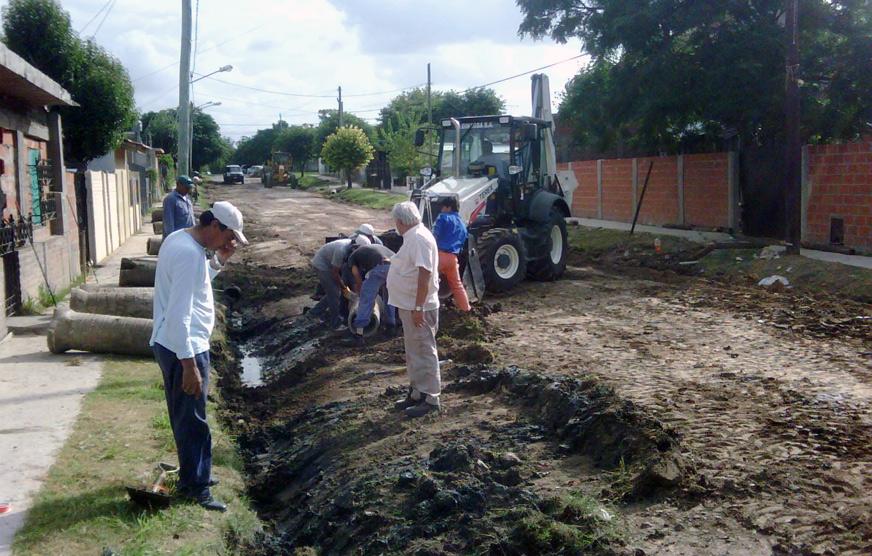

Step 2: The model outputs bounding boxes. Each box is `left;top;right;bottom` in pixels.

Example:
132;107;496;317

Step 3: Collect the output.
386;201;442;418
150;201;248;512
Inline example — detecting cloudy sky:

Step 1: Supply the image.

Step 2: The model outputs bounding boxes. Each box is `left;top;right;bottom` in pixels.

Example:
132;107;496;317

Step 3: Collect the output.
1;0;586;141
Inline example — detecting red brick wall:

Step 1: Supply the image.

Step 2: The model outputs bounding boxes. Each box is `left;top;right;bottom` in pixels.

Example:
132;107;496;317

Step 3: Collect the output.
635;156;679;226
601;158;634;221
559;160;598;218
0;128;16;219
683;153;730;228
806;141;872;252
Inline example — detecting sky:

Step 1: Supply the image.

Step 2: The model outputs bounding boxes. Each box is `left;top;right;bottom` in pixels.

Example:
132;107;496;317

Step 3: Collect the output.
0;0;587;141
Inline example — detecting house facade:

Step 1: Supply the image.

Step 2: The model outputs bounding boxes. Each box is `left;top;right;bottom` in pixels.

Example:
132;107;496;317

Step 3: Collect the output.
0;43;80;333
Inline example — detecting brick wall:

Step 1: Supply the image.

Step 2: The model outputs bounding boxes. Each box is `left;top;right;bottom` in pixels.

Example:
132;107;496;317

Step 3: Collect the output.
559;152;735;230
683;153;731;228
0;128;16;219
805;141;872;252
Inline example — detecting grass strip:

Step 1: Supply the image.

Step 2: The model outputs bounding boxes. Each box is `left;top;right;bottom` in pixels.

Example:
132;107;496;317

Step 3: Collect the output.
13;356;260;555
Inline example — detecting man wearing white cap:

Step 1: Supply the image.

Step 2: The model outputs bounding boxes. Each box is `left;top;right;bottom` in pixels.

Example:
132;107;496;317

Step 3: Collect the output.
354;223;383;245
150;201;248;512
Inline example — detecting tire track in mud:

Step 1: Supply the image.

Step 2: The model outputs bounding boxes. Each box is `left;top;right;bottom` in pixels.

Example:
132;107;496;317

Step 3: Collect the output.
487;267;872;555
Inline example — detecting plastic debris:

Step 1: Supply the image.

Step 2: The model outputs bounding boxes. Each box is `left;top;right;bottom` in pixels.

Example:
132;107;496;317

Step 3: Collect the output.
758;275;791;287
756;245;787;260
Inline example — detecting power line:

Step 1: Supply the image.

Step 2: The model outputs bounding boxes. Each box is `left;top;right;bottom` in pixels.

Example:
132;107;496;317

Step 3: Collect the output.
90;0;117;38
78;0;113;34
194;74;424;99
463;54;585;92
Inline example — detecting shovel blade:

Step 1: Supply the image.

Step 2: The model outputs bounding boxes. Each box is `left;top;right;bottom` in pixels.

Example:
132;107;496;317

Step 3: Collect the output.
126;487;172;510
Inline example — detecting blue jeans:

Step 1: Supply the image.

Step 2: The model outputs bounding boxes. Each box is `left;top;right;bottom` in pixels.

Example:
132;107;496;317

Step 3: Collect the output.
310;268;343;327
153;343;212;500
353;263;397;329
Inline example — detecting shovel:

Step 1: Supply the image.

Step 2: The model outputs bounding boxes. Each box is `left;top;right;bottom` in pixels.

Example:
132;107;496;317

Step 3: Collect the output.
464;235;486;303
126;462;178;510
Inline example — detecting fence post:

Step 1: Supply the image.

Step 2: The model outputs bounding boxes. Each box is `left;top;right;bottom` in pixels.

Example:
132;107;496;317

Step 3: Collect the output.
596;159;603;220
677;155;685;226
801;145;810;244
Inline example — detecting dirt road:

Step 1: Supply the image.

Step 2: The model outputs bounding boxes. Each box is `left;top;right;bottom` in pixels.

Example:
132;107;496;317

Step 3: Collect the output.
209;182;871;555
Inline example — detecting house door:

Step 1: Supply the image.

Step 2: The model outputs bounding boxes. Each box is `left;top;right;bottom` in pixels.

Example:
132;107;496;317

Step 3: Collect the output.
3;251;22;316
28;149;42;225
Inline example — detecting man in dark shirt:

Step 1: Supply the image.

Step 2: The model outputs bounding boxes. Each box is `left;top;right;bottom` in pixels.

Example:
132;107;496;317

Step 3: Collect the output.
348;243;397;335
162;176;196;238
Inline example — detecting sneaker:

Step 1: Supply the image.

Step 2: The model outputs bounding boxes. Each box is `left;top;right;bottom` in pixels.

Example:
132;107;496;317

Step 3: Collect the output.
393;396;420;411
405;400;440;418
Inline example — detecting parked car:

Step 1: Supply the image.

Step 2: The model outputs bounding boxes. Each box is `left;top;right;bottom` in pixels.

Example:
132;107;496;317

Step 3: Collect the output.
248;165;264;178
223;165;245;184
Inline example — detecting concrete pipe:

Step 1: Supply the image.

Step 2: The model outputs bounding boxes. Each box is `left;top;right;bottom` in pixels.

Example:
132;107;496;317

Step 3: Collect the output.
70;287;153;319
146;236;163;256
152;221;164;235
347;294;386;338
81;284;153;295
151;208;163;222
119;256;158;287
47;306;153;356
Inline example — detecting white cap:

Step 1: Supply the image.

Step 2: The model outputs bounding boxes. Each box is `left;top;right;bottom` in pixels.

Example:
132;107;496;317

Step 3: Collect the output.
356;223;375;236
211;201;249;245
353;234;371;247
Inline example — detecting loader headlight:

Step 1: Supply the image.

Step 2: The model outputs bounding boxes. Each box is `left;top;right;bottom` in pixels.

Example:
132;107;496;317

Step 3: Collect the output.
508;165;523;175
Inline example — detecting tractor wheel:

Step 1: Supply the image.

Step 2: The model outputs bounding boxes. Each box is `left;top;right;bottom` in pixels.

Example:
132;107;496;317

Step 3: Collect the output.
479;228;527;292
528;208;568;281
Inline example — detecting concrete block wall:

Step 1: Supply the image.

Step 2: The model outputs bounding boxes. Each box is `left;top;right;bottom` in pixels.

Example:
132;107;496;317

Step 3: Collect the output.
805;141;872;253
558;152;736;230
86;169;143;264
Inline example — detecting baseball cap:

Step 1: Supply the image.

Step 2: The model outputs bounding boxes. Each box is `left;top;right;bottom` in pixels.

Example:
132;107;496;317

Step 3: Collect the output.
356;223;375;236
353;234;371;247
177;175;194;187
211;201;249;245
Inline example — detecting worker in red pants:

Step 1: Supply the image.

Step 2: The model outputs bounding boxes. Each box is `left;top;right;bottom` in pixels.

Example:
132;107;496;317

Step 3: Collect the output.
432;197;471;312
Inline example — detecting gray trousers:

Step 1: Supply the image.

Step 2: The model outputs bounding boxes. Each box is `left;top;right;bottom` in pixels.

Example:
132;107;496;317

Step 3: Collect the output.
310;268;342;327
398;308;441;403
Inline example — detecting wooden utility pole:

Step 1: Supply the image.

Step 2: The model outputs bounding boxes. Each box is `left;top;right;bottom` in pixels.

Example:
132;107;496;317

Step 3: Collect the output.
177;0;192;177
337;86;344;127
427;62;432;126
784;0;801;254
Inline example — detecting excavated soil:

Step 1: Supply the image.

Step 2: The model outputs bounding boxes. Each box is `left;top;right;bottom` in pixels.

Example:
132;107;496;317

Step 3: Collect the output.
209;183;871;555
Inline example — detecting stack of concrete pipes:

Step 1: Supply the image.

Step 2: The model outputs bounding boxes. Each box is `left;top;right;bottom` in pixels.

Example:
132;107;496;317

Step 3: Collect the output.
151;207;163;235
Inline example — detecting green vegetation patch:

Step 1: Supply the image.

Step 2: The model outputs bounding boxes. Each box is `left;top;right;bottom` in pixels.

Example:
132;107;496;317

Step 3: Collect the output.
331;188;407;211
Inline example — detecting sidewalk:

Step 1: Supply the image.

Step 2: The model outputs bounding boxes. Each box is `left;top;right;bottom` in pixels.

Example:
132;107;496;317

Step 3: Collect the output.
570;217;872;270
0;224;152;555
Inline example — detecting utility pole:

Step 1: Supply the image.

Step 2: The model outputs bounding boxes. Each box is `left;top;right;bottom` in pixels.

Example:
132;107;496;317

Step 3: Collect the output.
427;62;432;127
784;0;801;254
177;0;192;177
337;86;344;127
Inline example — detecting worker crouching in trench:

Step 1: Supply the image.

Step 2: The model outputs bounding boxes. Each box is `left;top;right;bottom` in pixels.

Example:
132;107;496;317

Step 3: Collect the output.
347;242;398;342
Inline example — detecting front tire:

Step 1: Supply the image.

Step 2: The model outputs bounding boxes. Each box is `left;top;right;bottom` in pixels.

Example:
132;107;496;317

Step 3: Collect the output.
478;228;527;293
528;209;568;281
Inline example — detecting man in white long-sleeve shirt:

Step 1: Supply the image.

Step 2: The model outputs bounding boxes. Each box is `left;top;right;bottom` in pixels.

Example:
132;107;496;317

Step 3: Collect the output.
150;201;248;511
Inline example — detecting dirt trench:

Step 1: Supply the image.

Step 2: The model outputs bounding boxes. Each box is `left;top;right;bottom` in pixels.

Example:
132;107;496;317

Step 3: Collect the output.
209;184;871;555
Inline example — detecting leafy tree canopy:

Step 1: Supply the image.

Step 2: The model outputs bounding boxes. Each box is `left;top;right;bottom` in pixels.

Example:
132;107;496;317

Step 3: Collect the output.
377;105;430;179
273;125;317;176
378;88;505;131
2;0;138;166
321;126;375;188
142;108;232;172
316;110;374;149
517;0;872;154
232;120;289;166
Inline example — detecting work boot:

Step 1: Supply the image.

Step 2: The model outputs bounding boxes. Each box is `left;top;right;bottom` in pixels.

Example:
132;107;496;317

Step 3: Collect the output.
196;496;227;512
405;400;440;419
393;390;421;411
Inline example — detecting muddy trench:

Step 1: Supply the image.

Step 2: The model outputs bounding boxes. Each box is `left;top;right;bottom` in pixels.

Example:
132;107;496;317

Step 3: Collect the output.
212;258;704;556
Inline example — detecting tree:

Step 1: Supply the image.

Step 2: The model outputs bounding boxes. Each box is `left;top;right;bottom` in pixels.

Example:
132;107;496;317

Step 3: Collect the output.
320;126;375;189
273;126;316;176
378;88;505;131
517;0;872;153
232;120;288;165
141;109;178;155
377;106;430;179
315;110;374;150
2;0;137;167
142;108;232;172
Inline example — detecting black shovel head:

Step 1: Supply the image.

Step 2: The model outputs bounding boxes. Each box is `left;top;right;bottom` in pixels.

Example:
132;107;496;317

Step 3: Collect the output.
126;486;172;510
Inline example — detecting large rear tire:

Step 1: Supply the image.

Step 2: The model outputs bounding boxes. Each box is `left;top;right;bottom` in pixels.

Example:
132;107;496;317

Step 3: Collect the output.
528;208;568;281
479;228;527;293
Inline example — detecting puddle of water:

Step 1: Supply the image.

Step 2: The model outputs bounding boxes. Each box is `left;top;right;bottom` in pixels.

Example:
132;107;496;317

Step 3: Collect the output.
241;350;264;387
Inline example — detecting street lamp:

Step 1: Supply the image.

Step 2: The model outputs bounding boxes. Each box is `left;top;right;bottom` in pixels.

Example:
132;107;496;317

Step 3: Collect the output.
179;66;233;175
196;101;222;110
191;65;233;83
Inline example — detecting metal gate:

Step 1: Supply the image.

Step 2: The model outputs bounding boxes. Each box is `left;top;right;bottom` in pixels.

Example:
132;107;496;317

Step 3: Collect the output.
740;142;785;239
3;251;22;316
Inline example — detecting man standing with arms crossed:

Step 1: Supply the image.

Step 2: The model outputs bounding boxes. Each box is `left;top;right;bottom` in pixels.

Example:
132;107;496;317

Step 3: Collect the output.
162;175;196;238
387;202;441;418
150;201;248;511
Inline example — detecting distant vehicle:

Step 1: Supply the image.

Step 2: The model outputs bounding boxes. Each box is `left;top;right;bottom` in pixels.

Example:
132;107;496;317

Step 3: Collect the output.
248;165;264;177
223;165;245;184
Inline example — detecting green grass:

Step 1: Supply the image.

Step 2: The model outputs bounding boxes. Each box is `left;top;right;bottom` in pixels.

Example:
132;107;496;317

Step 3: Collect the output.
568;226;700;258
19;274;86;315
510;493;622;554
297;174;332;190
13;357;261;555
330;188;407;211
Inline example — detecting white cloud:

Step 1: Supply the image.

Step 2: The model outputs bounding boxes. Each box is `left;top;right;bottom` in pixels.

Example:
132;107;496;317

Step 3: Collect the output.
0;0;586;140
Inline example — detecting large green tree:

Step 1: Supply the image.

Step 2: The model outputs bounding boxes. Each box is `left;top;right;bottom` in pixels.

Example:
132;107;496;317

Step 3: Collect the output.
315;109;374;150
377;105;430;179
517;0;872;153
273;125;317;176
2;0;137;167
321;126;375;189
378;88;505;131
232;120;288;165
141;108;233;172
